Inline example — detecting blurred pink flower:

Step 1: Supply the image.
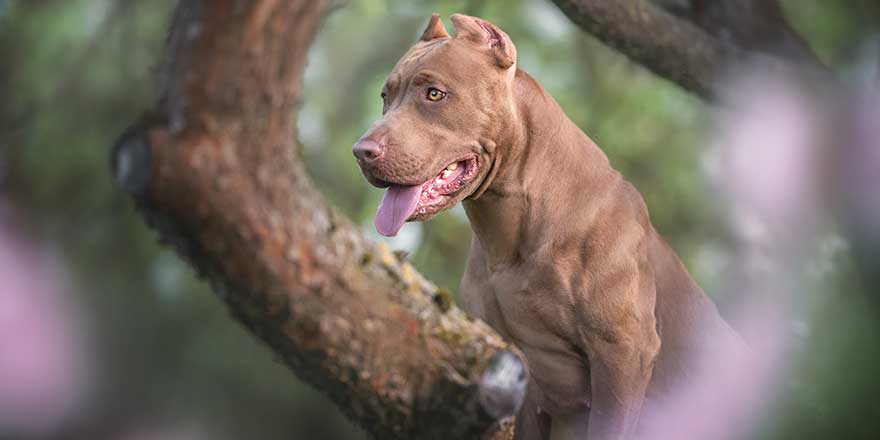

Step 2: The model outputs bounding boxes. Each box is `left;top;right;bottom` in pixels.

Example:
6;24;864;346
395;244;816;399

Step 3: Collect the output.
0;221;88;435
641;72;822;440
840;90;880;243
709;73;822;243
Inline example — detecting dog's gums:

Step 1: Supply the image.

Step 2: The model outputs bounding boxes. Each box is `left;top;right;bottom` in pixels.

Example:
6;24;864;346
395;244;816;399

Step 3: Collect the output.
416;156;479;211
375;155;479;236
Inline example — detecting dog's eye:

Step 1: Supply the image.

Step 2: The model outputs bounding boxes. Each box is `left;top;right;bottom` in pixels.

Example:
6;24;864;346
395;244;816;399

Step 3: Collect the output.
426;88;447;102
380;91;387;100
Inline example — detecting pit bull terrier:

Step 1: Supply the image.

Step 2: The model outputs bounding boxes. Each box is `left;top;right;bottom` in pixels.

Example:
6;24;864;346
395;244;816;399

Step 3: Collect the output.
353;14;745;440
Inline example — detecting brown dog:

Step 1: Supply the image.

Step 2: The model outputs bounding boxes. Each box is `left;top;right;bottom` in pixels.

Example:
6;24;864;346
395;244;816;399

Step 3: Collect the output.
353;14;745;440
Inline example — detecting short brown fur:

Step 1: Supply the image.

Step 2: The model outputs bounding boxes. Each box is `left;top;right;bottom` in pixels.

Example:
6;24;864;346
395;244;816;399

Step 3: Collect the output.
354;14;745;440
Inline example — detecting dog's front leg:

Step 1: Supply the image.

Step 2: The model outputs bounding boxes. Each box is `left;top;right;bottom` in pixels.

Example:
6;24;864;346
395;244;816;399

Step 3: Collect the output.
584;320;660;440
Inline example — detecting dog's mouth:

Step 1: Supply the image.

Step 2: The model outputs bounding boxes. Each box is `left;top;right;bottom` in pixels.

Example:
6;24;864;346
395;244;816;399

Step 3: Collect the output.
375;155;480;236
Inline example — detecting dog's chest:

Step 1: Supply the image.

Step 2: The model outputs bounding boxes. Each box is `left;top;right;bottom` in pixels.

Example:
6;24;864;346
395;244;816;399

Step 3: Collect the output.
461;261;593;416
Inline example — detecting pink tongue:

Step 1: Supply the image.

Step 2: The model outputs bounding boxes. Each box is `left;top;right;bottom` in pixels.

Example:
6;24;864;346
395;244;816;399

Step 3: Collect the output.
375;184;422;237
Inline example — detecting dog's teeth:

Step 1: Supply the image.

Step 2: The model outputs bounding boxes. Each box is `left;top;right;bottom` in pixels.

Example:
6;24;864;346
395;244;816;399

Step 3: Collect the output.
447;163;458;171
441;169;452;179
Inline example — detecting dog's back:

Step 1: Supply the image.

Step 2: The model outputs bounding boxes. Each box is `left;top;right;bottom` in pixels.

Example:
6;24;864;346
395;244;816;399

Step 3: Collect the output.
647;231;746;396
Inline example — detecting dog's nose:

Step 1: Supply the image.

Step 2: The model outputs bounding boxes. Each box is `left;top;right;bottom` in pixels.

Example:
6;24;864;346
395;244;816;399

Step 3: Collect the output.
353;139;385;162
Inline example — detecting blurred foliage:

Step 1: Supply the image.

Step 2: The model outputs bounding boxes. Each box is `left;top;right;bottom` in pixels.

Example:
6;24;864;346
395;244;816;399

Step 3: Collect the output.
0;0;878;439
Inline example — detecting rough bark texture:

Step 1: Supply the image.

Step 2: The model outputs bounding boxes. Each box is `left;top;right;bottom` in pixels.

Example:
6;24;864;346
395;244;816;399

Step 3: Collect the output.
111;1;523;439
551;0;830;100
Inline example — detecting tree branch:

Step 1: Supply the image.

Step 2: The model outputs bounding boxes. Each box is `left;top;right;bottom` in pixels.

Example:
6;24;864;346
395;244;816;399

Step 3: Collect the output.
657;0;825;67
551;0;831;100
111;1;523;439
552;0;734;99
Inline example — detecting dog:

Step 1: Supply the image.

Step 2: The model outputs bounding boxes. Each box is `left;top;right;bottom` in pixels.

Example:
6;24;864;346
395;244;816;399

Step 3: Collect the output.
353;14;746;440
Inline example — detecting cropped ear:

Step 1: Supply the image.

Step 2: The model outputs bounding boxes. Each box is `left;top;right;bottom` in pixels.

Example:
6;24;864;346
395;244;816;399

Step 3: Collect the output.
420;13;450;41
450;14;516;69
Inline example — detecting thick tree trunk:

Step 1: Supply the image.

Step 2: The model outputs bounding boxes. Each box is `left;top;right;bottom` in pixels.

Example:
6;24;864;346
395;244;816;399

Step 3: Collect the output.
111;1;523;439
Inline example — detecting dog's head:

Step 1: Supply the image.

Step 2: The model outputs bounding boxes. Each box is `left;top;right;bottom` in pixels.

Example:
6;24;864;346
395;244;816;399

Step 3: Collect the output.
353;13;518;236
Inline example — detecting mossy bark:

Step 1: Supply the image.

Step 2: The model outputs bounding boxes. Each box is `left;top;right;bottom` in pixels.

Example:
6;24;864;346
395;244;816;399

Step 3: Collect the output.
112;1;522;438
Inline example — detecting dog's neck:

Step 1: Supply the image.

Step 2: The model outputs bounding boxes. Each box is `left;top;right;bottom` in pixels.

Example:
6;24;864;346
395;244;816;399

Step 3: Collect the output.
463;69;619;267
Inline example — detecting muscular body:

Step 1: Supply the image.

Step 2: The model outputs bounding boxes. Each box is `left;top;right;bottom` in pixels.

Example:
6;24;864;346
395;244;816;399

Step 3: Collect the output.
353;13;745;439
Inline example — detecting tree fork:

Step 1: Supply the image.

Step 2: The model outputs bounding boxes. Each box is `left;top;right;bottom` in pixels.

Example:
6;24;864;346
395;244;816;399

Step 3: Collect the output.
110;1;524;439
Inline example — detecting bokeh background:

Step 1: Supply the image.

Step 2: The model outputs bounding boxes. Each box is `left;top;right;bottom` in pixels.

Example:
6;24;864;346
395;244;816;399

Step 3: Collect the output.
1;0;878;439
